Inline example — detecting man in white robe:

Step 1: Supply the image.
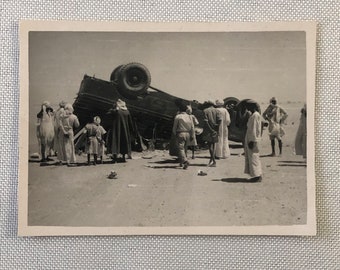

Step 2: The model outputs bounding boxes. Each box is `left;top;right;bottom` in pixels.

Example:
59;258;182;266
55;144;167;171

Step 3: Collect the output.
244;102;262;182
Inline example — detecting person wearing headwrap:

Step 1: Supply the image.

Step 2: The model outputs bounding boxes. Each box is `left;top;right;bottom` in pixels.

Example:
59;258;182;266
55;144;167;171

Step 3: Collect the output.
202;100;222;167
186;104;199;159
107;99;134;163
53;101;66;163
172;101;194;169
262;97;288;156
294;104;307;158
215;99;231;159
84;116;107;165
36;101;55;162
244;102;262;182
59;103;80;166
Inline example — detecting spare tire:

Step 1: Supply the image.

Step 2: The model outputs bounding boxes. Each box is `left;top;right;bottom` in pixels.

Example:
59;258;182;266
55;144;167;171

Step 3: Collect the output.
117;63;151;98
110;65;124;82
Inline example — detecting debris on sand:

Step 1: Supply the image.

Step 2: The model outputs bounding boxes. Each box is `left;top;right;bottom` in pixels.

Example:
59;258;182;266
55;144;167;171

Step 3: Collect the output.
108;171;118;179
197;170;207;176
127;184;137;188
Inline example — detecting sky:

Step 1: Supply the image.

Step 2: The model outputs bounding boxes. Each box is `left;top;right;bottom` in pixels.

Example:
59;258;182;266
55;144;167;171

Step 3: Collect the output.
29;30;306;108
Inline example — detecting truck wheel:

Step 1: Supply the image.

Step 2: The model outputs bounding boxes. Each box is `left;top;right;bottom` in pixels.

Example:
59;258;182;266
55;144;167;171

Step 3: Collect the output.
224;97;240;109
110;65;124;82
117;63;151;98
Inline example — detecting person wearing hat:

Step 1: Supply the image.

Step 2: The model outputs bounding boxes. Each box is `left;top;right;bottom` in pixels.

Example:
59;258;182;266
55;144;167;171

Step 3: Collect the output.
244;102;263;182
215;99;231;159
262;97;288;156
59;103;80;166
202;100;222;167
107;99;134;163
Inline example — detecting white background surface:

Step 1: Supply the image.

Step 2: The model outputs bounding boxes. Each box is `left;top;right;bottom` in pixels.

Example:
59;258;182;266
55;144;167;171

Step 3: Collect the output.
1;1;339;269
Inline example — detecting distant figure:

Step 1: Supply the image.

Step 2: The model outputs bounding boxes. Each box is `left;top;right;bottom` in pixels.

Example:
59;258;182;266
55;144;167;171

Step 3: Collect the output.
244;102;262;182
202;100;222;167
59;103;80;166
84;116;106;165
36;101;55;162
295;104;307;159
172;101;194;169
215;99;231;159
108;99;134;163
262;97;288;156
186;104;199;159
53;100;66;163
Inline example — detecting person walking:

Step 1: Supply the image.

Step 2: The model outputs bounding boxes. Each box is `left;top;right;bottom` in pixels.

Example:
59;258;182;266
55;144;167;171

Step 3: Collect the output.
262;97;288;156
59;103;80;166
172;101;194;169
244;101;262;182
202;100;222;167
215;99;231;159
294;104;307;159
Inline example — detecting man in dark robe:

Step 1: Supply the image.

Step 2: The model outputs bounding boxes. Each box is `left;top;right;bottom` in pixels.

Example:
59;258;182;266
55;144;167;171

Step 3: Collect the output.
107;99;134;163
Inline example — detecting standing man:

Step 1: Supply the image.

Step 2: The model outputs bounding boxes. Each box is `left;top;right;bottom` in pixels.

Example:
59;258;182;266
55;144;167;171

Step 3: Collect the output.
295;104;307;159
215;99;231;159
202;100;221;167
107;99;134;163
172;101;194;169
36;101;55;162
262;97;288;156
244;101;263;182
59;103;80;166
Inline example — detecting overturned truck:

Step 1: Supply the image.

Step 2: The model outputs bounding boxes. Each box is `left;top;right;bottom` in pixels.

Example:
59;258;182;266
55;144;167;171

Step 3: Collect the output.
73;63;260;150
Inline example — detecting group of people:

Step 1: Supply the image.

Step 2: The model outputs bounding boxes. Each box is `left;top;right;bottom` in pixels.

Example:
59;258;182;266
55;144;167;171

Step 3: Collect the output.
171;99;231;170
36;95;306;181
171;96;306;182
36;101;80;165
36;99;134;166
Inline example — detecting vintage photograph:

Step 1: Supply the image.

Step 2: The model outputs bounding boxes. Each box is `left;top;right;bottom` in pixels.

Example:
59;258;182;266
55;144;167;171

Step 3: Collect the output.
19;21;316;236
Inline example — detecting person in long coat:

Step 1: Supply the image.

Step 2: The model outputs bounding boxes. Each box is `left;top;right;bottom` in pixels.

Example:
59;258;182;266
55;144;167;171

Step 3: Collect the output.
202;100;222;167
36;101;55;162
244;102;262;182
262;97;288;156
53;101;66;163
294;104;307;158
59;103;80;165
108;99;134;163
215;99;231;159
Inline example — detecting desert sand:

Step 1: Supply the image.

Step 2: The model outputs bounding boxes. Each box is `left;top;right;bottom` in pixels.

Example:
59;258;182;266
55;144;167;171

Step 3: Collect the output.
27;102;307;227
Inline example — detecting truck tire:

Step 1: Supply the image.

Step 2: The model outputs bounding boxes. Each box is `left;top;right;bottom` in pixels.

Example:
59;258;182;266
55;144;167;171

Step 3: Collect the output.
224;97;240;109
117;63;151;98
110;65;124;82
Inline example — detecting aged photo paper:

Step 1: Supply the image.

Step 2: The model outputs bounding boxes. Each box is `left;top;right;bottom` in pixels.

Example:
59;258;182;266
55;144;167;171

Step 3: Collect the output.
18;21;316;236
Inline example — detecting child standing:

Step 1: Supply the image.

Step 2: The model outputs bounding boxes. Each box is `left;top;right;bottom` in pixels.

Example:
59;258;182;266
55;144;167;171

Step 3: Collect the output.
84;116;106;165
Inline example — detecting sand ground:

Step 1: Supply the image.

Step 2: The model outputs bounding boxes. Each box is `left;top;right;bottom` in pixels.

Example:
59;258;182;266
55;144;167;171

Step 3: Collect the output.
27;103;307;227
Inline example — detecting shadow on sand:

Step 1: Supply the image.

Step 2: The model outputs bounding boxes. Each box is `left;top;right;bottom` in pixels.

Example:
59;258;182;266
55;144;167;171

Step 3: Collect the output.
212;177;258;183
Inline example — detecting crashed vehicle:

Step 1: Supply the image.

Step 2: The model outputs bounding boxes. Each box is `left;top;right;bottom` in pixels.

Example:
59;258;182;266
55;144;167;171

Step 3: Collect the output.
72;63;261;150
